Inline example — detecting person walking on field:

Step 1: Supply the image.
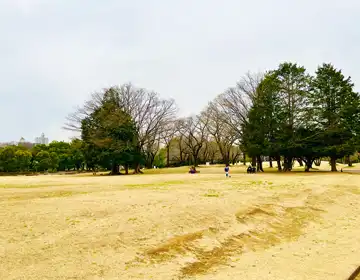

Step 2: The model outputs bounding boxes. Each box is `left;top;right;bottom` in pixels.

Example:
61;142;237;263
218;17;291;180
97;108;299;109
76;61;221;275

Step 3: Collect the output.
224;164;230;178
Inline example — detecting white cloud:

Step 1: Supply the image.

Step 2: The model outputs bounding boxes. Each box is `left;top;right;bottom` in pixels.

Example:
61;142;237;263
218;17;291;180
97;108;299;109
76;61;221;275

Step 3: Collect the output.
0;0;359;142
1;0;45;14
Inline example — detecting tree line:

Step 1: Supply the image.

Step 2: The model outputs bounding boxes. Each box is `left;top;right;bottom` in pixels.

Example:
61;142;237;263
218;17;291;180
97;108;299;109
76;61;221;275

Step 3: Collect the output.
1;61;359;174
65;61;360;173
0;140;84;173
64;84;243;174
241;63;360;172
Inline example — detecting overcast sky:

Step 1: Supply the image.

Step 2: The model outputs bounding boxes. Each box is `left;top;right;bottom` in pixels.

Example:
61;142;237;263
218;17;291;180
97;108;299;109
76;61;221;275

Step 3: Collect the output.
0;0;359;142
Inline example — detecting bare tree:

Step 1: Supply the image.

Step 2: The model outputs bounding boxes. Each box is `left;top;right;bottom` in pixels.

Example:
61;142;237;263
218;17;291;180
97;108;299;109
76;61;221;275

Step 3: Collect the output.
144;136;161;169
178;115;209;166
215;72;264;138
201;101;238;164
229;146;242;165
65;83;177;172
167;135;190;165
207;141;221;164
161;121;178;167
213;72;263;166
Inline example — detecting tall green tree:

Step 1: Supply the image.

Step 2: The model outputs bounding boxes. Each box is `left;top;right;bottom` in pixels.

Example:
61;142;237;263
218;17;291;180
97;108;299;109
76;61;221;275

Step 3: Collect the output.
81;94;139;175
310;63;360;171
246;72;283;171
272;62;311;171
66;84;177;173
242;103;266;171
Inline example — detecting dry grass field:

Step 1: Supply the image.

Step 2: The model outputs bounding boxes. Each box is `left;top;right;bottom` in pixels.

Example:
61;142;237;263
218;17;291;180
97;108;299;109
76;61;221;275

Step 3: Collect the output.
1;163;360;280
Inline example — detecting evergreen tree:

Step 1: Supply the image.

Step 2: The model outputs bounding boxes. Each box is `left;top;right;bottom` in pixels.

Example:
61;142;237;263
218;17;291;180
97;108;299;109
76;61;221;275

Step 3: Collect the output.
81;94;140;175
310;63;360;171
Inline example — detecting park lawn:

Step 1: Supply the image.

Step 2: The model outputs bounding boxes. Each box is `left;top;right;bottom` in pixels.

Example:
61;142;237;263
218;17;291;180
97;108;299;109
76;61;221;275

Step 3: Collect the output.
145;161;360;174
0;167;359;279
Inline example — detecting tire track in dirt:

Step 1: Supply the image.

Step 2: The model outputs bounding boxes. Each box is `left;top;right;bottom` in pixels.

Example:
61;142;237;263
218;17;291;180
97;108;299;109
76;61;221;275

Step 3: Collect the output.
179;202;324;278
126;187;346;279
348;265;360;280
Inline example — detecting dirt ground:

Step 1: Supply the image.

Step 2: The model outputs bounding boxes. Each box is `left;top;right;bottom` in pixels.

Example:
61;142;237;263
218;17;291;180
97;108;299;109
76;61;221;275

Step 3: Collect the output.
0;166;360;280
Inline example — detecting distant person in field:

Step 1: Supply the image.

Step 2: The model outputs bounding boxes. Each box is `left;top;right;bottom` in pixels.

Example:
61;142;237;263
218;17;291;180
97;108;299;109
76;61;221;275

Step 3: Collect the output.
224;164;230;178
247;165;256;174
247;165;251;173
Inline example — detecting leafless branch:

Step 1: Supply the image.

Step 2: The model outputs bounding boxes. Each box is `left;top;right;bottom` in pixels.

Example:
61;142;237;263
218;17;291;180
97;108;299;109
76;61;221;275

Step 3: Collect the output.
64;83;178;153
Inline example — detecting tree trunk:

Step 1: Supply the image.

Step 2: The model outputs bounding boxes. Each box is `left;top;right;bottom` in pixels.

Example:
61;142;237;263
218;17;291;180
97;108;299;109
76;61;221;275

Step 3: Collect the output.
347;155;352;167
166;145;170;167
151;154;156;168
111;164;120;175
125;164;129;175
232;153;241;165
283;157;293;171
276;156;282;171
146;153;156;169
330;157;337;172
256;155;264;172
133;163;143;174
224;156;230;166
251;156;256;167
269;157;273;168
297;158;304;167
243;153;246;165
193;153;199;167
314;158;321;166
304;157;313;172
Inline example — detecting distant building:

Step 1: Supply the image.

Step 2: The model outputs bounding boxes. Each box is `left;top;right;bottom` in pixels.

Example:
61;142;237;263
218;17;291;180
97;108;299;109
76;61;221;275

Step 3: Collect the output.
0;141;17;147
34;133;49;145
18;137;34;149
0;137;34;148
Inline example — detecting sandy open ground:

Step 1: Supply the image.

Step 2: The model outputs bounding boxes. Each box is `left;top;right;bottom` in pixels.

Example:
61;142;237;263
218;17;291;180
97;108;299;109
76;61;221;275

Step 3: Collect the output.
0;165;360;279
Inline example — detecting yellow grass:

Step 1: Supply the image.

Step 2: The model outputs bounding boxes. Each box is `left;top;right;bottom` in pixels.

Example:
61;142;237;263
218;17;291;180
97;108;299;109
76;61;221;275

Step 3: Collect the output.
0;165;360;279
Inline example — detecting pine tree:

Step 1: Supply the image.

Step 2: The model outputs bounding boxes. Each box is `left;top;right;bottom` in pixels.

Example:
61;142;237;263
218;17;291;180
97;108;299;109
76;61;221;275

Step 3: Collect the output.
309;63;360;171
